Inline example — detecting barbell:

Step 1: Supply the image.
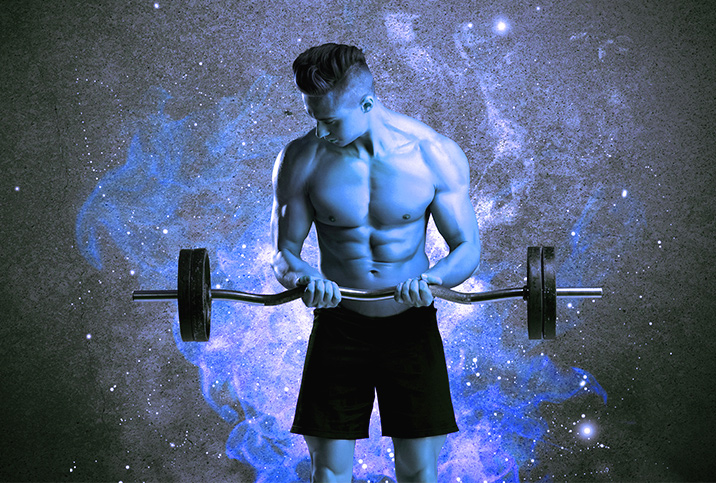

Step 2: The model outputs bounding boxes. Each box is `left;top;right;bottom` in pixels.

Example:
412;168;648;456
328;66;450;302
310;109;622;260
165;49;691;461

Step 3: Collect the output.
132;246;602;342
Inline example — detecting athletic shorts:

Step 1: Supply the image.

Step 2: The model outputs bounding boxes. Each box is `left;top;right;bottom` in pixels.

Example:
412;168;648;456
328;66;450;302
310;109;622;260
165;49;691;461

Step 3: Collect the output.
291;303;459;440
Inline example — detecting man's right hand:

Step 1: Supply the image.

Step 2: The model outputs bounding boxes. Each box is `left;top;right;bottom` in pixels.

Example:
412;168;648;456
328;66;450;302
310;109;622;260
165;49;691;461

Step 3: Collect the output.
296;276;342;308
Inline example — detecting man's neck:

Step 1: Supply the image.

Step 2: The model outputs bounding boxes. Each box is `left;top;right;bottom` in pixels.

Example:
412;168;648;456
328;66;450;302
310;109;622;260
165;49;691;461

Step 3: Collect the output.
350;102;391;158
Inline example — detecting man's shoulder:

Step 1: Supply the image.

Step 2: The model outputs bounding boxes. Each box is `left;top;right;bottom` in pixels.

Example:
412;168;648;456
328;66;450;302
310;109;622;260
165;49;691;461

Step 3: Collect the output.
390;111;464;160
272;131;321;194
392;114;469;187
411;125;468;177
280;131;321;164
276;131;324;173
389;110;438;142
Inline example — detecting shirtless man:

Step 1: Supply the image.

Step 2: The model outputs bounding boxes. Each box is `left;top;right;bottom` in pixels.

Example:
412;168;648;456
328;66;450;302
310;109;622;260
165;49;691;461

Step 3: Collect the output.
271;44;481;482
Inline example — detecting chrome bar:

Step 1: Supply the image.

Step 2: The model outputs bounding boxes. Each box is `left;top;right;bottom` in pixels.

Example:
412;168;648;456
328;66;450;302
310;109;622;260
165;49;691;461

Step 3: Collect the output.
557;287;603;298
132;290;178;301
133;285;602;304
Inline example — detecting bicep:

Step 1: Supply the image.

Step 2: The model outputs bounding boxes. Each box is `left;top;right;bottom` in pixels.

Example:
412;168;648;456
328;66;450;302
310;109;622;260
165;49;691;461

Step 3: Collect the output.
271;146;314;255
271;193;314;255
428;143;480;249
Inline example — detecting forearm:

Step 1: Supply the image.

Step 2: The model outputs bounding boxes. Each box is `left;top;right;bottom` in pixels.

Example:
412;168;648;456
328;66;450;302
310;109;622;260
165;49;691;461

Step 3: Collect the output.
272;249;323;289
423;239;481;288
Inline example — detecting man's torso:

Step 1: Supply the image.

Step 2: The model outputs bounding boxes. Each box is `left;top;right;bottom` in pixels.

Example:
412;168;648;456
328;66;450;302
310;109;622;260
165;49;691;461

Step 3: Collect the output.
295;114;444;316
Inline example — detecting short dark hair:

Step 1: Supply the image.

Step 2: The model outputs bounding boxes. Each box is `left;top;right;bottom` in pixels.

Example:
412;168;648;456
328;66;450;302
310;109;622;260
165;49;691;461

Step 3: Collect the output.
293;43;372;96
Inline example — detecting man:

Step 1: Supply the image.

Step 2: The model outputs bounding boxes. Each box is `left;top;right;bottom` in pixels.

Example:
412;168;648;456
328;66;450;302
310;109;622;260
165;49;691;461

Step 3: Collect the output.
271;43;481;482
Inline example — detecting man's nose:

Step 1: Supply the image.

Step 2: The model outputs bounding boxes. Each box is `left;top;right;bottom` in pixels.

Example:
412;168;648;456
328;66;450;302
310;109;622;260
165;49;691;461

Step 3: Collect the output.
315;122;329;139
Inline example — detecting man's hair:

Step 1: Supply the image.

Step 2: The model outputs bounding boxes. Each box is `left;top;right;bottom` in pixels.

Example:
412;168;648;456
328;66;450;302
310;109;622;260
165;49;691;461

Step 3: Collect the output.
293;43;373;96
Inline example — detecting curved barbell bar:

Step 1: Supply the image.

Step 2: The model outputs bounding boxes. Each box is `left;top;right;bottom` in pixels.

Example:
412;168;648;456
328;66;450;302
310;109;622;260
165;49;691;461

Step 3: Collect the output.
132;285;602;305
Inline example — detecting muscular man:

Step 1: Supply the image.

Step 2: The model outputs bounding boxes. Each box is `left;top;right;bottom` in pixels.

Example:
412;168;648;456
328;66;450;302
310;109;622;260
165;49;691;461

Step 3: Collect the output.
271;44;481;482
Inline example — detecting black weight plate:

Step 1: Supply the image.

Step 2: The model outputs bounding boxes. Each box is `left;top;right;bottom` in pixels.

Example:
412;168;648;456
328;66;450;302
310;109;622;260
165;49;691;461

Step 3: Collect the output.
190;248;211;342
177;249;195;341
542;246;556;339
527;246;543;339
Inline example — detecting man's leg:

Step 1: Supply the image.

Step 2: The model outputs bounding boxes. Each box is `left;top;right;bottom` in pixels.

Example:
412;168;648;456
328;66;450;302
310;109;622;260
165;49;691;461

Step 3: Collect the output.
392;435;447;483
304;436;356;483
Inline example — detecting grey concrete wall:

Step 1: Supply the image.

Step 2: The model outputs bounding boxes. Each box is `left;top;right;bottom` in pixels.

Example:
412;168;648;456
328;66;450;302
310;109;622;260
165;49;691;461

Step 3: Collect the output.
1;0;714;481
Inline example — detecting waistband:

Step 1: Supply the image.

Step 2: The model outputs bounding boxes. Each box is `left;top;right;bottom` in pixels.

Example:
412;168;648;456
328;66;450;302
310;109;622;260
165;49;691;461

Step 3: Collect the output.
314;303;437;326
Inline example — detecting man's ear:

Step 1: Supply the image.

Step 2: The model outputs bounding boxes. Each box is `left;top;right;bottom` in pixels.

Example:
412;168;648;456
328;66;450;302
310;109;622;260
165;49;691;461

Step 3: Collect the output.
360;95;374;113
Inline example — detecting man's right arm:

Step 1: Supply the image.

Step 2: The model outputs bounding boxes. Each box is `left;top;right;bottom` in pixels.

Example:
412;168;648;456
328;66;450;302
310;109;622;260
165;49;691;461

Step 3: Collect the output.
270;141;341;307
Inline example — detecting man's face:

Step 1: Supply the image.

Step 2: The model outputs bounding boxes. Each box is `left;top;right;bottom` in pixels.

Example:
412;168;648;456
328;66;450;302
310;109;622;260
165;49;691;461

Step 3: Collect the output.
303;90;368;148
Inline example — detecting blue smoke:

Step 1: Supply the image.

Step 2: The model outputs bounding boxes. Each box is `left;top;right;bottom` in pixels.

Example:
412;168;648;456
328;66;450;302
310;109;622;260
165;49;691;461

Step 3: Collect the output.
76;72;616;481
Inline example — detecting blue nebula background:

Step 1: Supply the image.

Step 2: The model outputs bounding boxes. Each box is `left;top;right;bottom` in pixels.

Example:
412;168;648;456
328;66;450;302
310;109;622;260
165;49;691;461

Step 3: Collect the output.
75;77;611;481
2;0;714;481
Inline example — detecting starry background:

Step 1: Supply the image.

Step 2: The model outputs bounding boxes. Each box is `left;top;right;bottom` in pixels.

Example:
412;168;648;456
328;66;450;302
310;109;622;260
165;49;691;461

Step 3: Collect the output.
1;0;715;481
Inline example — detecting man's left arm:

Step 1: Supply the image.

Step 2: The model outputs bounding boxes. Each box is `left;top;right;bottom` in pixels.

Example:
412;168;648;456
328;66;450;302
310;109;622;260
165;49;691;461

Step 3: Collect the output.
423;138;481;287
394;137;481;305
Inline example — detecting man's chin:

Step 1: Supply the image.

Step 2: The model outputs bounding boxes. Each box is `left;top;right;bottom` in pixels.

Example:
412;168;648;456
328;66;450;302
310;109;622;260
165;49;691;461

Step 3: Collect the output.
326;138;348;147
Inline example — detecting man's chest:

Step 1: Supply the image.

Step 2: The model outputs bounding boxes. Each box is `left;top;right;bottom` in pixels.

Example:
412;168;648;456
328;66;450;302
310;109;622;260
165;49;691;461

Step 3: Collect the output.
308;152;436;227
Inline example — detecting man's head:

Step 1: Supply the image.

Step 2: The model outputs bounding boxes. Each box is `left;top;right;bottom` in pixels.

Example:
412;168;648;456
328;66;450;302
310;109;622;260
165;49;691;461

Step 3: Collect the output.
293;43;376;147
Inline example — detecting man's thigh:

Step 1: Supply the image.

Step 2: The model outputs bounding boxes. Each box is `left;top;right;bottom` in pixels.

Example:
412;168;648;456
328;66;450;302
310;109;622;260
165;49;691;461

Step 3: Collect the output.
376;306;458;438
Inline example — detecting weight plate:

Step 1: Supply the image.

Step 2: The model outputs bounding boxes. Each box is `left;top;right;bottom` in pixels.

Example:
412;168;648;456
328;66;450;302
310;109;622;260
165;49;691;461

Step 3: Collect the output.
527;246;543;339
177;249;195;341
177;248;211;342
542;246;556;339
190;248;211;342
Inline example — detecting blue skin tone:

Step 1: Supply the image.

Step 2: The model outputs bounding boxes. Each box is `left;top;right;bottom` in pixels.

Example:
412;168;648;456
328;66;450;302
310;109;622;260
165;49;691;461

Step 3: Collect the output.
271;69;480;482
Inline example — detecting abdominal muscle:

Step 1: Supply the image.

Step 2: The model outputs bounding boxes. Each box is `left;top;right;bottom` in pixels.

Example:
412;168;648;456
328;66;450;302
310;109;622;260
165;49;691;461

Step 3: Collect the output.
316;221;430;317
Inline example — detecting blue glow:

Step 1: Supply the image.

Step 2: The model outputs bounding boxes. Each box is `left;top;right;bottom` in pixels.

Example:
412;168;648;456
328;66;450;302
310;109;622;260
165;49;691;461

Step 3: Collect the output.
578;421;597;440
493;17;511;35
76;76;612;480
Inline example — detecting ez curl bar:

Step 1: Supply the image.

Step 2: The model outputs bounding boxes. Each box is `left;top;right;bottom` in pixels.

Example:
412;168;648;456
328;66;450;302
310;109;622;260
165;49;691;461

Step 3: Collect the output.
132;246;602;342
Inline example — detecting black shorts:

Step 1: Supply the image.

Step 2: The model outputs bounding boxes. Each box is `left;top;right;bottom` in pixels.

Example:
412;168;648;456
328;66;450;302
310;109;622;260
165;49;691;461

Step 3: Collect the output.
291;304;458;440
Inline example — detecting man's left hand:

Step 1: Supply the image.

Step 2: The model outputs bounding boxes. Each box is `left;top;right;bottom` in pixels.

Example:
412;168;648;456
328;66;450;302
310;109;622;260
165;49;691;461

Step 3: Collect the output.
394;274;443;307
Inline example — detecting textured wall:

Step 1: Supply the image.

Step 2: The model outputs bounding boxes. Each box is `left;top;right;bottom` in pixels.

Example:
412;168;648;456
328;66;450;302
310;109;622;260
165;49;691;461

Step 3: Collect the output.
1;0;714;481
